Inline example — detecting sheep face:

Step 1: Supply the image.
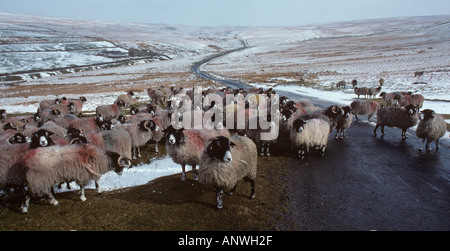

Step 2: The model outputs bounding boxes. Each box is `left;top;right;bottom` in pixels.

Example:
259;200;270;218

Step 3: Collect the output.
105;151;130;175
342;106;353;117
148;119;159;132
163;125;184;145
293;119;306;133
405;104;418;115
206;136;236;162
30;129;55;149
324;105;343;119
9;133;30;144
130;107;139;115
421;109;435;120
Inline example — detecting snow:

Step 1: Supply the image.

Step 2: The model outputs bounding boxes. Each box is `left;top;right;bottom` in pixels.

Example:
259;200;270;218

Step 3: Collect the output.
55;157;181;194
1;13;449;194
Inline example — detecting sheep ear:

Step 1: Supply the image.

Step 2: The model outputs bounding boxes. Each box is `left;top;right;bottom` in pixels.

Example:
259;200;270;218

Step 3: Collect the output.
229;141;236;148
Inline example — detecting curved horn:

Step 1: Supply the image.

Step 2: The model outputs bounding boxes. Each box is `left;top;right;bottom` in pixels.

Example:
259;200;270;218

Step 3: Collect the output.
117;156;124;167
143;120;151;130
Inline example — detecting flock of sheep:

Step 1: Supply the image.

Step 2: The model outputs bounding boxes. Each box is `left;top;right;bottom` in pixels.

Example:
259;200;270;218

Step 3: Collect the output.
0;81;447;212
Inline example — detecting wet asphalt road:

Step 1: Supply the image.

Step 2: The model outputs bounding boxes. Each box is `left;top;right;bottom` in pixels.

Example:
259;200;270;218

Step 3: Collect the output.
192;49;450;231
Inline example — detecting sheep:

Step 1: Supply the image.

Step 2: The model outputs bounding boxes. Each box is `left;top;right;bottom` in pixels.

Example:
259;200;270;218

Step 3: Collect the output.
61;96;86;116
68;114;107;133
117;91;137;108
351;79;358;87
350;100;379;121
114;119;154;159
354;87;369;99
290;117;331;160
415;109;447;152
374;104;419;139
163;125;208;181
66;128;132;162
379;92;397;107
245;114;279;156
199;135;257;209
21;144;129;213
410;94;425;111
96;100;126;120
397;94;413;107
336;80;347;88
335;106;353;139
37;98;61;113
0;109;6;123
147;88;166;105
368;86;382;99
0;130;29;145
0;143;30;199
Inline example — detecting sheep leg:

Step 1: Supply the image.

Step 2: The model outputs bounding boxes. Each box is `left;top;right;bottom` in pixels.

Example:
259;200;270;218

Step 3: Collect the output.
47;192;58;206
250;179;255;200
298;146;305;160
381;125;385;136
192;165;198;181
95;180;101;193
265;143;270;156
401;129;407;139
21;194;30;214
341;129;346;139
229;185;237;195
426;138;431;152
181;164;186;181
435;139;440;151
215;187;224;210
374;125;379;136
132;147;137;159
335;129;340;139
137;147;142;158
155;142;159;153
319;146;326;157
79;186;87;202
259;144;264;156
355;115;359;120
419;138;426;151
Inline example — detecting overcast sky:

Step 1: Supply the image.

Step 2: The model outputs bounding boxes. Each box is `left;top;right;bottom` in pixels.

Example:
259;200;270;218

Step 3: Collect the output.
1;0;449;26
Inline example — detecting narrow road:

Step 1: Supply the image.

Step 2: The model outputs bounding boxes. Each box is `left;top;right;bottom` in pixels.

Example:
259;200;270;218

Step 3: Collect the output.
191;47;450;230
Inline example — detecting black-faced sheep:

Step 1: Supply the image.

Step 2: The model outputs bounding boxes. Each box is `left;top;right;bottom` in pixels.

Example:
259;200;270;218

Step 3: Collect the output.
115;119;154;159
199;135;257;209
96;100;126;120
245;114;279;156
68;115;107;133
350;100;379;121
415;109;447;152
374;104;419;139
21;145;129;213
354;87;369;99
163;125;207;181
290;117;331;159
335;106;353;139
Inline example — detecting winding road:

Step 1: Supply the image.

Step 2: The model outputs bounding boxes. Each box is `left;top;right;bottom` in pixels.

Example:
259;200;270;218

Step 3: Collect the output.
191;47;450;230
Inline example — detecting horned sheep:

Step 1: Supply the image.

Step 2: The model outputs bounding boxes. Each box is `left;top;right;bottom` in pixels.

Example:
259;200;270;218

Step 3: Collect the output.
334;106;353;139
96;100;126;120
415;109;447;152
115;119;154;159
374;104;419;139
199;135;257;209
21;144;129;213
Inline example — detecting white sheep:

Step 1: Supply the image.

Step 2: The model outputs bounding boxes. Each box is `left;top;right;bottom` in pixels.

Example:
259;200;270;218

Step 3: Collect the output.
415;109;447;152
199;135;257;209
289;117;331;159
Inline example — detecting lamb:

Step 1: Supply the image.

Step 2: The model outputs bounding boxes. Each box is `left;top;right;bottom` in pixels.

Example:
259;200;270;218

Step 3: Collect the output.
374;104;419;139
163;125;209;181
415;109;447;152
199;135;257;209
354;87;369;99
290;117;331;160
96;100;126;120
21;144;129;213
335;106;353;139
114;119;154;159
350;100;379;121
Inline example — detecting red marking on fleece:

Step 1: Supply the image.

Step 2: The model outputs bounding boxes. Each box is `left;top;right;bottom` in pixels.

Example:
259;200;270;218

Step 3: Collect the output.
184;130;205;148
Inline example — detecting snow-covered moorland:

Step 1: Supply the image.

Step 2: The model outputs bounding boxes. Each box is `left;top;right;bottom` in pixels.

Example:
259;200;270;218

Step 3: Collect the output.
1;13;449;193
